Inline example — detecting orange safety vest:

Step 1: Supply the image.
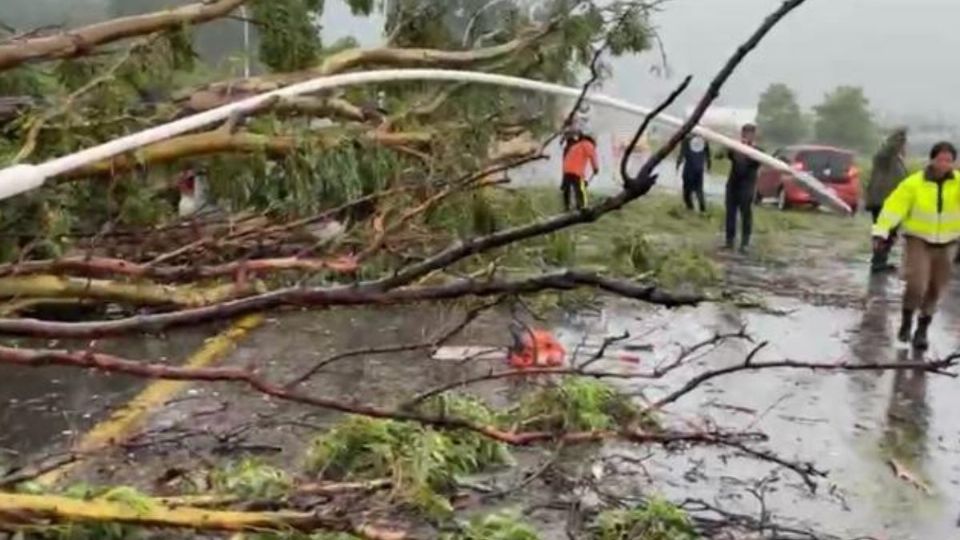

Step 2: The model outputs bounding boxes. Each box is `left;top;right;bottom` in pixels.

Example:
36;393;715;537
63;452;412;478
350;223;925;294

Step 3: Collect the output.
563;138;599;179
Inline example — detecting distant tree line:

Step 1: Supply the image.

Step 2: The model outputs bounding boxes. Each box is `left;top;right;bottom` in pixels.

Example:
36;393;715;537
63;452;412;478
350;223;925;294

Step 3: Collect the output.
756;82;879;154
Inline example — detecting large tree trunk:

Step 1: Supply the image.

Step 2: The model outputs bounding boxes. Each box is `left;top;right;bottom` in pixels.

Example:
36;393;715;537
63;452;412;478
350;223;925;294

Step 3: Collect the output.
175;30;547;113
0;492;346;534
0;0;249;71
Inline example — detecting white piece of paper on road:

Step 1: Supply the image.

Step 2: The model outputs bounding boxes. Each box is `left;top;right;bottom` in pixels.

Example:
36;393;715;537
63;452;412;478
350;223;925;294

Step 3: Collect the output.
432;346;503;361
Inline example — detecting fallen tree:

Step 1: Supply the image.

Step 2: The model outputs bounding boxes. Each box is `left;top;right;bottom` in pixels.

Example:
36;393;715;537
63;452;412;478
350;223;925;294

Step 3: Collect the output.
0;1;890;539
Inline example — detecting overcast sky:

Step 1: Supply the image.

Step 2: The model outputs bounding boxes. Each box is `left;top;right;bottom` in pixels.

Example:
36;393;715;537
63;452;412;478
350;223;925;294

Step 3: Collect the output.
321;0;960;123
609;0;960;123
6;0;959;122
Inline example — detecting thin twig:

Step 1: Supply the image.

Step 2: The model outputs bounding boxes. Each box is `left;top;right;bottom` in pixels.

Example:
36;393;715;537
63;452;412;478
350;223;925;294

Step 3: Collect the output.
649;344;957;412
284;299;501;388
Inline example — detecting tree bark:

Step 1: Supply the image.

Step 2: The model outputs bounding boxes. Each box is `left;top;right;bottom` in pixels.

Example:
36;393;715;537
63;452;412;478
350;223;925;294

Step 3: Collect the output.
0;256;359;282
58;129;431;179
317;30;545;76
0;0;248;72
176;29;547;113
0;492;407;538
0;274;252;307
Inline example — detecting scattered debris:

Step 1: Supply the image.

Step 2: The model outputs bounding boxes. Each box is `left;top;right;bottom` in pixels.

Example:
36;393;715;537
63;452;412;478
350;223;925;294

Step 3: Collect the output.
888;458;932;495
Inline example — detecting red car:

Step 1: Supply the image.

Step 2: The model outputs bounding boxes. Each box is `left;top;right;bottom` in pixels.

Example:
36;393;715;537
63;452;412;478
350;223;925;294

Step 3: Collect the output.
755;145;861;213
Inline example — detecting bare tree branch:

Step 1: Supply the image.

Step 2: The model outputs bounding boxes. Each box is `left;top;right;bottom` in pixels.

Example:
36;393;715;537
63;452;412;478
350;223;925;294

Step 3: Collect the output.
649;345;958;411
0;271;699;338
0;344;763;450
620;0;809;189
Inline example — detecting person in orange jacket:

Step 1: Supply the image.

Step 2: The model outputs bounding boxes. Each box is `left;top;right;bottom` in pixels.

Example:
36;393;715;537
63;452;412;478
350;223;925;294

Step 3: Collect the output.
561;130;599;211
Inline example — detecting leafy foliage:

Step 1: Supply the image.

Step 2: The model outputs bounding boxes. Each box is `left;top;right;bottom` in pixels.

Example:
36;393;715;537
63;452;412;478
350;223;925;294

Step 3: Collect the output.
595;498;697;540
16;483;154;540
0;0;658;265
441;510;541;540
305;400;511;516
605;3;653;56
210;459;293;500
509;378;653;432
814;85;877;152
251;0;324;72
0;66;51;96
757;83;806;146
205;138;402;218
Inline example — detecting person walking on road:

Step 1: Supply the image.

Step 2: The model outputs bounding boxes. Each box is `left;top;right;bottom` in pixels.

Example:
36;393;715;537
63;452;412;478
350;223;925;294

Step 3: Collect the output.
561;130;599;211
676;134;712;213
719;124;763;252
872;141;960;350
866;128;908;273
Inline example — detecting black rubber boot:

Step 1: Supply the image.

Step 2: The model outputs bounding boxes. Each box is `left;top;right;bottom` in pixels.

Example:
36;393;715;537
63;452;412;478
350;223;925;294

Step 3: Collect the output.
913;315;932;351
898;310;914;344
870;242;896;273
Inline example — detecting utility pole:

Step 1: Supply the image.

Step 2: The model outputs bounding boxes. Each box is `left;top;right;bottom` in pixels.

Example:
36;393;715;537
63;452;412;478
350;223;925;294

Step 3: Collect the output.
241;5;250;78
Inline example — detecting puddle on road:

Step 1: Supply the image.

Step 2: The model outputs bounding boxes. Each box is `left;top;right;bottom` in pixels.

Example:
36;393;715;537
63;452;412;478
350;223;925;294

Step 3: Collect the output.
551;274;960;539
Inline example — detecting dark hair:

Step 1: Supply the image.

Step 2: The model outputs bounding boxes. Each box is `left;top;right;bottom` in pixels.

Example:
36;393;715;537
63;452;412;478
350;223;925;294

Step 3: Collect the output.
742;123;757;133
929;141;957;160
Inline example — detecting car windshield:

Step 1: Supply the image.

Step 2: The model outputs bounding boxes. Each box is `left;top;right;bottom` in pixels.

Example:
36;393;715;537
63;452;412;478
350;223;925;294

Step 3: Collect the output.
797;150;853;182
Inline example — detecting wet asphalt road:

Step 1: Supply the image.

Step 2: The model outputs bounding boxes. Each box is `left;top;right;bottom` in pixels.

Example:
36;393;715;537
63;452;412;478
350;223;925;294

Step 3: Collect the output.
2;138;959;538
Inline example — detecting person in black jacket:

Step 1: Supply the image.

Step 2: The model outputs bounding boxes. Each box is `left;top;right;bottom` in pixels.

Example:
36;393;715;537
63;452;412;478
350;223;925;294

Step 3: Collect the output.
718;124;763;252
676;134;712;212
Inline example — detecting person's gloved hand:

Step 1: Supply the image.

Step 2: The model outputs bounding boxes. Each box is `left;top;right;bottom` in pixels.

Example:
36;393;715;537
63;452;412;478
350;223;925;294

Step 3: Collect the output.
872;235;888;251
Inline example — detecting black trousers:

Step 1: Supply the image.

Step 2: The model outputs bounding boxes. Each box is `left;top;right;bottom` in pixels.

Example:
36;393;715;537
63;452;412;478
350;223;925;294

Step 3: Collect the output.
682;170;706;212
725;180;754;247
562;173;586;211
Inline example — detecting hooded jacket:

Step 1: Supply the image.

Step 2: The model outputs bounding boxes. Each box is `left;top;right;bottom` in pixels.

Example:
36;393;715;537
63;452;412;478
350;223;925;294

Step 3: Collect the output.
866;131;908;209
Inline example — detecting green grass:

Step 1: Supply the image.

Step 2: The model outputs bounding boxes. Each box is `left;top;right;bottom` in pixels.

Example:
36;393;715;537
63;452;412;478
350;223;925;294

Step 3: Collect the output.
427;183;872;298
511;188;867;282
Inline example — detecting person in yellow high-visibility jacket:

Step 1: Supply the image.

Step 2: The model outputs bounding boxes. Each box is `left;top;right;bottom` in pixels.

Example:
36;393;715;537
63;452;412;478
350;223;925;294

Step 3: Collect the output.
873;141;960;350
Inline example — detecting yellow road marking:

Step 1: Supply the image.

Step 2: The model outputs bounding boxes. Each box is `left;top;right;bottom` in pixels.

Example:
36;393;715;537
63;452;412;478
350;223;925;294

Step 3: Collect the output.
35;313;265;487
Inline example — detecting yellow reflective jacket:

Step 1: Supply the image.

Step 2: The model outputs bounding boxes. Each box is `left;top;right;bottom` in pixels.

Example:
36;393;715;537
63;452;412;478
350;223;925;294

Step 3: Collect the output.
872;169;960;244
